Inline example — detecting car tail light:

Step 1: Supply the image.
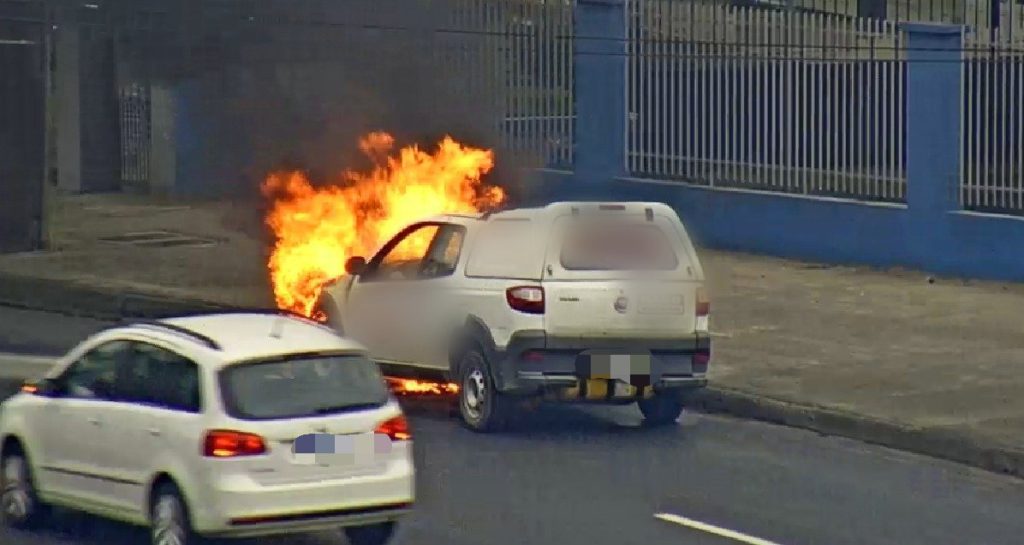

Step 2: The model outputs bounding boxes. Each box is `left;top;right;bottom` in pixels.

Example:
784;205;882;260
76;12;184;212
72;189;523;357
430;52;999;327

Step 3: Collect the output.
506;286;545;314
203;430;267;458
695;287;710;318
376;415;412;441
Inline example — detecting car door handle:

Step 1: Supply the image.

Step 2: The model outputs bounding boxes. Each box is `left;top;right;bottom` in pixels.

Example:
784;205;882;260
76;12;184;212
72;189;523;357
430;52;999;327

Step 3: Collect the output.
147;428;161;437
87;417;101;426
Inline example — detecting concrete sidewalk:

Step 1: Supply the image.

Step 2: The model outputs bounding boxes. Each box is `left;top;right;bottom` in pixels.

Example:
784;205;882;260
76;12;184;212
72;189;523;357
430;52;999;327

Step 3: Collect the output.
2;193;1023;476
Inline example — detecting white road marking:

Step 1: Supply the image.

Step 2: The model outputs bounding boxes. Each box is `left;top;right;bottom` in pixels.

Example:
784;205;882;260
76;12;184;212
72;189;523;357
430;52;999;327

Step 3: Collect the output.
0;352;58;379
654;513;787;545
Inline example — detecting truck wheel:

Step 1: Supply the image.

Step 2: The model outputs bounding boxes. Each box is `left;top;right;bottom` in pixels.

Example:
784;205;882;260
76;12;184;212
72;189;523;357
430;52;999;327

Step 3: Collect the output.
457;349;512;432
638;394;684;426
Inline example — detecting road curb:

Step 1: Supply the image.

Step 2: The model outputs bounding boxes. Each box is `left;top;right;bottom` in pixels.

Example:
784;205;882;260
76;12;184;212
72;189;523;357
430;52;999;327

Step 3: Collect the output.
689;386;1024;480
2;273;1023;480
0;272;231;319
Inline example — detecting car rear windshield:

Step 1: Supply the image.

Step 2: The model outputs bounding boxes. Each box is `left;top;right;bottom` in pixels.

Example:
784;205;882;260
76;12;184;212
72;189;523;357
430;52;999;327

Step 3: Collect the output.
219;353;389;420
560;222;680;271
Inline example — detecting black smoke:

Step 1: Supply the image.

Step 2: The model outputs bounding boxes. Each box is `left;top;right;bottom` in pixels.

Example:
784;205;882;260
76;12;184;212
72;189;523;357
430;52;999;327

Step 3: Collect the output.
116;0;538;205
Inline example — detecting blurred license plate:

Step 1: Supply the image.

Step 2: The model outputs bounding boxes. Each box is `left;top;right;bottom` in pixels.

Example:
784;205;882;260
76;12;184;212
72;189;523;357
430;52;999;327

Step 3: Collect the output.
290;432;391;466
582;354;652;380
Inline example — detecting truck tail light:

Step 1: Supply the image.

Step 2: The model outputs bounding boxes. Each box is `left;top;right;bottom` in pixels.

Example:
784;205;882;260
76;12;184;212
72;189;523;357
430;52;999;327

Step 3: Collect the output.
506;286;545;314
375;415;411;441
695;287;710;318
203;430;267;458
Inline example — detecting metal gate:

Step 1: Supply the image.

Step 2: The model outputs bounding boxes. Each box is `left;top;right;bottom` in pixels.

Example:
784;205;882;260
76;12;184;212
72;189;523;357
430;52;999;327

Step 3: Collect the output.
0;4;47;253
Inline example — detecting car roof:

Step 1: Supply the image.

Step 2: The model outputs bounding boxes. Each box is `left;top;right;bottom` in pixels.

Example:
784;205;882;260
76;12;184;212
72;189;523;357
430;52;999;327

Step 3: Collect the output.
116;313;365;365
426;201;679;226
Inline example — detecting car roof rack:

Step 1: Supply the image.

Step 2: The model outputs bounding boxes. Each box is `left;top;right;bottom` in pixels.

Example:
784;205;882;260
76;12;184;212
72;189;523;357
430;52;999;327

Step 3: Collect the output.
123;320;222;351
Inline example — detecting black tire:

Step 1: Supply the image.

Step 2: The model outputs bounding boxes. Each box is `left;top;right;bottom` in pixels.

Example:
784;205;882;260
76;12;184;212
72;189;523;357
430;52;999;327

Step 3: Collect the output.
150;482;196;545
0;445;48;529
344;521;396;545
456;349;513;432
638;394;684;426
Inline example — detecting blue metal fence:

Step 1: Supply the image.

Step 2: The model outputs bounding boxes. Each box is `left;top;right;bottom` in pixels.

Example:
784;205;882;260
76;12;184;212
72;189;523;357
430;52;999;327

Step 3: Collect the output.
962;27;1024;215
627;1;908;202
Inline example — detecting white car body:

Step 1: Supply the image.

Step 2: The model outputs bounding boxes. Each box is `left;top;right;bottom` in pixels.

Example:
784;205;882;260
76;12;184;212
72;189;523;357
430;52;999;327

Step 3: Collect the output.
317;201;712;431
0;312;414;542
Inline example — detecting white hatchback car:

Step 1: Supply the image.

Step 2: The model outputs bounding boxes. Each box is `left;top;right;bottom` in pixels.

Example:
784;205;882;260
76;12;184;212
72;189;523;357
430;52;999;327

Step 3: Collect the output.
0;310;414;545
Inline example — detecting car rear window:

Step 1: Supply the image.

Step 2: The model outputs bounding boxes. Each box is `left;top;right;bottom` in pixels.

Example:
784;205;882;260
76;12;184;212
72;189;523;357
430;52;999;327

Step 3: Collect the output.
219;353;389;420
560;222;679;271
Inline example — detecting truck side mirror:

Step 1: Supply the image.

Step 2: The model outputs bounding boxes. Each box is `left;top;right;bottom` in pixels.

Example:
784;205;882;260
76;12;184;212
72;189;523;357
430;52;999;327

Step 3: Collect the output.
345;256;367;275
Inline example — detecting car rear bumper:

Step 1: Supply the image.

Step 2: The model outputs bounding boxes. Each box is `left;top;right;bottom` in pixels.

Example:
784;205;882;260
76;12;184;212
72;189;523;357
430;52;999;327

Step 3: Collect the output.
191;460;414;537
491;330;711;398
204;502;412;538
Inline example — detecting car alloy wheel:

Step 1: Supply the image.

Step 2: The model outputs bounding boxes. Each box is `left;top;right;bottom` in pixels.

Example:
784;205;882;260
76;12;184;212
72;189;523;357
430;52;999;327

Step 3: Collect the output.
1;454;33;525
152;491;188;545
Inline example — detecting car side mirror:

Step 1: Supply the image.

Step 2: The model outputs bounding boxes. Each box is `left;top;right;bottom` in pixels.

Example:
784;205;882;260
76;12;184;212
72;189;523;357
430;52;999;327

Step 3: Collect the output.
345;256;368;276
22;378;59;397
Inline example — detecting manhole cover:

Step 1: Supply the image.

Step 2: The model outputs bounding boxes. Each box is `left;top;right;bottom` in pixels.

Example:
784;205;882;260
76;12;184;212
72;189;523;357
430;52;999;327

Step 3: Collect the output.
133;237;217;248
99;230;217;248
99;230;179;243
84;205;192;217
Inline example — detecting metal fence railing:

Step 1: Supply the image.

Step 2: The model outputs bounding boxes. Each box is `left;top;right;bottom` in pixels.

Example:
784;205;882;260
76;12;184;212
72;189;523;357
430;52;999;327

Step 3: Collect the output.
101;0;575;192
118;82;151;187
442;0;575;169
627;0;907;202
961;25;1024;215
745;0;1024;31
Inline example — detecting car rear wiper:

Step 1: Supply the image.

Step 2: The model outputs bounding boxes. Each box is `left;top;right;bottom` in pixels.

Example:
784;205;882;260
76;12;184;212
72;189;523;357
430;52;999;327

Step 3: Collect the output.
312;402;384;415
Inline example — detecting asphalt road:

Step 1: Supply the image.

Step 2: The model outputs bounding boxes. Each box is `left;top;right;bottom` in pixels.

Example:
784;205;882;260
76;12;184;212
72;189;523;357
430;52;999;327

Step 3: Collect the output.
2;306;1024;545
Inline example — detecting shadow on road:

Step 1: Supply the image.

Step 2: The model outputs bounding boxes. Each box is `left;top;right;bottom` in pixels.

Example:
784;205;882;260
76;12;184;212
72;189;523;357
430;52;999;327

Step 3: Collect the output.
399;395;698;440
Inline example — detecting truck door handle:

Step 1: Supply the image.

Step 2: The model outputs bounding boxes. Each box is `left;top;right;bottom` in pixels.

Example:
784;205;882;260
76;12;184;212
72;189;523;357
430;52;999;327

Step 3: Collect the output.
147;428;161;437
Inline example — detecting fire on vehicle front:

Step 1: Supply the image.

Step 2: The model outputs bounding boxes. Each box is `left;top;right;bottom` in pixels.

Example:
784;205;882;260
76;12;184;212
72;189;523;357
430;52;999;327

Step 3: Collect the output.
261;131;503;398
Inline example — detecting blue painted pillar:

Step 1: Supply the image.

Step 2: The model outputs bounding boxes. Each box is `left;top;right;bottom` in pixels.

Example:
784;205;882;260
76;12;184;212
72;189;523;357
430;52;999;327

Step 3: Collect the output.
573;0;627;189
901;23;964;266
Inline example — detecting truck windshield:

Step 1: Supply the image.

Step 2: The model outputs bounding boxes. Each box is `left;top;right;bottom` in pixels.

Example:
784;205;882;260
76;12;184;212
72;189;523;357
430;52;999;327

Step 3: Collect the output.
219;353;389;420
560;221;680;271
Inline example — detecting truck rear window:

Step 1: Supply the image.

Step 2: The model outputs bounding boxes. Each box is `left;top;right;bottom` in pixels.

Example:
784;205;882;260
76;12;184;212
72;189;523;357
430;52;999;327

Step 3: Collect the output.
219;353;389;420
560;222;679;271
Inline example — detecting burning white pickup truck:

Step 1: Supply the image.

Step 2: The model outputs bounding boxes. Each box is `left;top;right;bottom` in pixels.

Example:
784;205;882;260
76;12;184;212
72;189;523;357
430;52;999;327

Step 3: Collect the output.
315;201;712;432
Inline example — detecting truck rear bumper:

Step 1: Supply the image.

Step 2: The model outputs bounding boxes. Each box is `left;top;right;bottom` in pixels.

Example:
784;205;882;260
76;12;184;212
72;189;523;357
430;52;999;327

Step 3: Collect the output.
491;330;711;397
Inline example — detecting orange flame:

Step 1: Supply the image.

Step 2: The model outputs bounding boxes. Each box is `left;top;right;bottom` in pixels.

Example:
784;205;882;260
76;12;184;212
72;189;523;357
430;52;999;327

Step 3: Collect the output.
386;377;460;396
262;132;506;318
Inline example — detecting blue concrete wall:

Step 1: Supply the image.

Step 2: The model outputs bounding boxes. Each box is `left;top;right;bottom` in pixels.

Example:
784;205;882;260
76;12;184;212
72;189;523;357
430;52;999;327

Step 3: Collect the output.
530;169;1024;282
